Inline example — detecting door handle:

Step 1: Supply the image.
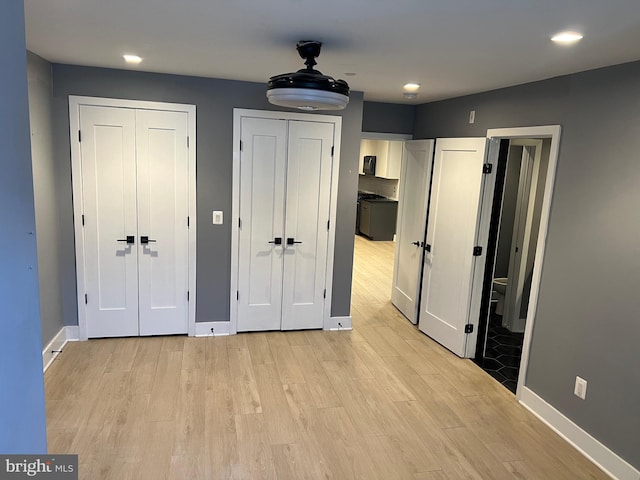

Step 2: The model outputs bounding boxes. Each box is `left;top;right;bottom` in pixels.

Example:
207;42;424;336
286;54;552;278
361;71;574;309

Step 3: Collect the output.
117;235;135;244
268;237;283;245
411;241;420;246
424;243;432;252
286;237;302;245
140;236;157;244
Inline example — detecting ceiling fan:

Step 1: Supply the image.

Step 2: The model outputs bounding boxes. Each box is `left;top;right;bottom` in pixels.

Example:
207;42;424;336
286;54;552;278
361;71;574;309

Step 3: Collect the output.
267;40;350;111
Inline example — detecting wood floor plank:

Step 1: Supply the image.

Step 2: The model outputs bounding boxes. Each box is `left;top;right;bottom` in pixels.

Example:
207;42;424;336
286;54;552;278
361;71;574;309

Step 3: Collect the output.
246;332;276;365
290;344;342;408
253;362;300;445
442;426;516;480
228;346;262;414
103;337;140;373
234;413;277;480
145;350;183;422
204;335;230;391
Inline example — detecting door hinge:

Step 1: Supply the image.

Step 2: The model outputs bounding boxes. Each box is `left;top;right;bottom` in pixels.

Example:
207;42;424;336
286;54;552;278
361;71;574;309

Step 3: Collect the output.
238;218;242;229
323;289;326;299
482;163;493;174
331;146;334;157
78;130;82;143
240;140;243;152
187;291;190;301
237;291;239;301
84;294;88;304
327;220;330;230
187;136;190;148
187;216;190;227
465;324;474;334
473;246;483;256
81;214;85;226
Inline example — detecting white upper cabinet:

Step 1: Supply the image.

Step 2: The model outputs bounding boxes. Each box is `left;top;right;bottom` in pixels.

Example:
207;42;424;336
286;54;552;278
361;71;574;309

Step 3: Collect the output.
359;139;403;179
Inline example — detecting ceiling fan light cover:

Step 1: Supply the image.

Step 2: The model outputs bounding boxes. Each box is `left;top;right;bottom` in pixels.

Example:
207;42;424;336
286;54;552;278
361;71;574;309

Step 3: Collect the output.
267;40;350;111
267;88;349;110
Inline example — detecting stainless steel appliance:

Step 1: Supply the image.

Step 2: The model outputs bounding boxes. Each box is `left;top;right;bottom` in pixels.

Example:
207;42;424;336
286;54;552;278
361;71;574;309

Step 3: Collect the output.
363;155;376;175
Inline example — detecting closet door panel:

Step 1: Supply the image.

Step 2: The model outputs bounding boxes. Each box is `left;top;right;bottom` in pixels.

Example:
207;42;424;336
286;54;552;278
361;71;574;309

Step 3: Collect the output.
237;117;287;332
281;120;334;330
79;105;139;338
136;109;190;336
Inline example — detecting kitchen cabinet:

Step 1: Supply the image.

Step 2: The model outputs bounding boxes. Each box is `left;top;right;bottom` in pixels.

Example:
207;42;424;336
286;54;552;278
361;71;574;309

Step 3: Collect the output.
358;198;398;241
358;139;403;179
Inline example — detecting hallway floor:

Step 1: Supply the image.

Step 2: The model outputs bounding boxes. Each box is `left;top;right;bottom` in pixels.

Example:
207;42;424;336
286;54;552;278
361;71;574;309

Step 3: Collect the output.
44;235;608;479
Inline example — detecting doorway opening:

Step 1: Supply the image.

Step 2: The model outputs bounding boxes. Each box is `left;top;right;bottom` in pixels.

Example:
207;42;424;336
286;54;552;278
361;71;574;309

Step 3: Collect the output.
352;133;413;316
473;130;558;395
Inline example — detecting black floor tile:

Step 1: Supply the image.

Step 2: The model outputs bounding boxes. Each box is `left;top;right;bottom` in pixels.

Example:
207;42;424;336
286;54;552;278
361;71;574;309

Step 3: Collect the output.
476;313;525;394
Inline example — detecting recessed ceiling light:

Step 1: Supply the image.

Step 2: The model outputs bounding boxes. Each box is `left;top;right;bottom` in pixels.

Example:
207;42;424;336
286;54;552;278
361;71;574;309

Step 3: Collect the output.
551;31;583;45
123;54;142;64
403;93;418;100
344;72;357;77
403;83;420;92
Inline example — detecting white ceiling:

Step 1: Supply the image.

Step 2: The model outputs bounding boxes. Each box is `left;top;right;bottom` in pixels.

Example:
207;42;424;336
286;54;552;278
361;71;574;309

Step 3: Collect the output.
23;0;640;104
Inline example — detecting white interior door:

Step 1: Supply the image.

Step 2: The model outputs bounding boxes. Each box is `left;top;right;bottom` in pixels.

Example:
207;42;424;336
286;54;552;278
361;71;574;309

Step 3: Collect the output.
80;105;139;338
237;117;287;332
79;104;191;338
418;138;487;356
136;109;190;336
281;121;334;330
391;140;435;324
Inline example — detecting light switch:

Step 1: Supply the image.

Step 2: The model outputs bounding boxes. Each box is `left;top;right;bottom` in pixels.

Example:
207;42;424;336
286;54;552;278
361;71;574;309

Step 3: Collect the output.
212;211;223;225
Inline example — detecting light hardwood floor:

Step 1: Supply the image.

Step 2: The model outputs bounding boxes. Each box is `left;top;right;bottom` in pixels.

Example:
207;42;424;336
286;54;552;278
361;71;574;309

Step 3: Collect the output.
45;235;608;479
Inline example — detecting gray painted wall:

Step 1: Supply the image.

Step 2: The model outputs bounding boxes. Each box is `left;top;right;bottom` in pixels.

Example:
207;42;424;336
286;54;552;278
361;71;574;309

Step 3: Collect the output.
51;65;363;327
27;52;65;346
0;0;47;453
414;61;640;468
362;101;415;134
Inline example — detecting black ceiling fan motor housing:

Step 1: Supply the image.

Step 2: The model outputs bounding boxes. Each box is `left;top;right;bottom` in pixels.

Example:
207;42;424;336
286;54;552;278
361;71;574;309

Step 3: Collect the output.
267;40;350;97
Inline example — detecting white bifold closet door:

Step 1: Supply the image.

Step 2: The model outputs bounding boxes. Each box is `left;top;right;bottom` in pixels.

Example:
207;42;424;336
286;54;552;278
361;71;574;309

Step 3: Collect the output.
237;117;334;332
79;105;189;338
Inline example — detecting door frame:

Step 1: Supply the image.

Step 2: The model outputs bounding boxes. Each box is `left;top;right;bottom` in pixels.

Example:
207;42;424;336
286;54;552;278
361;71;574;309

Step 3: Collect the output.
230;109;342;334
69;96;197;340
471;125;561;400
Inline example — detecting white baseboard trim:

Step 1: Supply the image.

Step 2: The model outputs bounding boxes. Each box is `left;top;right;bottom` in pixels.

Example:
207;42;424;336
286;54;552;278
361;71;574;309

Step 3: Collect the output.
324;316;353;331
65;325;80;341
519;387;639;480
194;321;232;337
42;326;80;372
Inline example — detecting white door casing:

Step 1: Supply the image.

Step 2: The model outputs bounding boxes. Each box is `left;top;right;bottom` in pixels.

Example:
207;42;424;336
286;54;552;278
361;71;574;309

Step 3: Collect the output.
483;126;561;398
237;117;288;332
231;109;342;333
418;137;488;357
281;120;334;330
391;139;435;324
136;109;190;336
70;96;197;340
79;105;139;338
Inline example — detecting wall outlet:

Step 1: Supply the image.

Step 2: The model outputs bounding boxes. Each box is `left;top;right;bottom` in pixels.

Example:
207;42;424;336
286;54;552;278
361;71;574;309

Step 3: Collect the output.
574;376;587;400
469;110;476;124
212;211;223;225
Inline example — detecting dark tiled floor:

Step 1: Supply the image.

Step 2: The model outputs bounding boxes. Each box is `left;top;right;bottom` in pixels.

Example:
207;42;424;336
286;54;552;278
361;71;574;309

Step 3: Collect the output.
474;313;524;393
